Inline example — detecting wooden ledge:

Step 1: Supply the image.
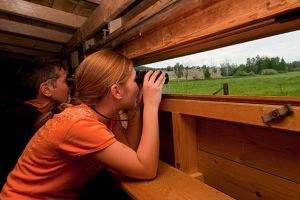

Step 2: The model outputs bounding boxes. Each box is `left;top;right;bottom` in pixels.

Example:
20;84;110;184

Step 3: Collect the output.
114;161;234;200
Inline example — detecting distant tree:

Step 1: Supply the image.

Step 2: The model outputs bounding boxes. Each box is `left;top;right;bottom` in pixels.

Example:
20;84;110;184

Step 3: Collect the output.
244;55;288;74
183;66;189;80
212;67;218;74
166;66;173;71
174;62;183;81
279;58;287;72
220;63;236;76
246;57;258;74
287;61;300;71
204;68;211;79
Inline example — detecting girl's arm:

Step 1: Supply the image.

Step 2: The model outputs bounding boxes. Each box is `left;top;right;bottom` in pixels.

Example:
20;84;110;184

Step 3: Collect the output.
91;71;165;179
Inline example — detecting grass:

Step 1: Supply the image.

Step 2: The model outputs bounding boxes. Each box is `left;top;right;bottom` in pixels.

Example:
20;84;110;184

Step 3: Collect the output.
163;71;300;96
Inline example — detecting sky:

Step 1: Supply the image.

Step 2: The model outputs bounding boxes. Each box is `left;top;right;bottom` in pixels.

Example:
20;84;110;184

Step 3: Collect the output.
145;30;300;68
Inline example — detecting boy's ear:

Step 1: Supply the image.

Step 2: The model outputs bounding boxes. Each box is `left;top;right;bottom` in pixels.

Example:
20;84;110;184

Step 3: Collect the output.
110;84;122;100
40;81;52;97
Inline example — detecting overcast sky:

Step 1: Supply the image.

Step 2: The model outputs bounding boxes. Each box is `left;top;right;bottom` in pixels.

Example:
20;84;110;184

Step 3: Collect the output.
145;30;300;68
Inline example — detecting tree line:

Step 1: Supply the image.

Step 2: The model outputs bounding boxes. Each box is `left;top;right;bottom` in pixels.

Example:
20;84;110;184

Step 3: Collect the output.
137;55;300;80
220;55;300;76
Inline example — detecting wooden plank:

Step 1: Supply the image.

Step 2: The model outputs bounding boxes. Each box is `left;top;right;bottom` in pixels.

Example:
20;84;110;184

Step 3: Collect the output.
0;51;36;60
0;43;56;57
0;0;86;29
159;98;300;133
113;0;300;60
161;94;300;106
197;150;300;200
70;51;79;68
133;16;300;65
81;0;134;39
0;18;72;43
52;0;78;14
122;0;158;24
72;0;96;17
61;0;134;56
115;161;234;200
0;32;62;52
84;0;101;4
172;113;198;174
197;118;300;183
158;111;175;166
85;0;178;54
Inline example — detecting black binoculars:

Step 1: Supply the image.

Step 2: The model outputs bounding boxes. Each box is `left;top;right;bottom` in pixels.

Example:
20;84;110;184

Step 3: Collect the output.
135;70;169;85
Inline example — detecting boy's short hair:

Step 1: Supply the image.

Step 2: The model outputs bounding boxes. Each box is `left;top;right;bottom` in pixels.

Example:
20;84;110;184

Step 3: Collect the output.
18;59;66;100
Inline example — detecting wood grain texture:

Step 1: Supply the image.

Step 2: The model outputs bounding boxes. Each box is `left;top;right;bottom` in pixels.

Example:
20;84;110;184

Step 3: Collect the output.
172;113;198;174
0;18;72;43
62;0;134;56
116;161;234;200
197;150;300;200
197;118;300;183
0;0;86;28
85;0;178;54
113;0;300;63
0;43;56;57
159;98;300;133
0;32;62;52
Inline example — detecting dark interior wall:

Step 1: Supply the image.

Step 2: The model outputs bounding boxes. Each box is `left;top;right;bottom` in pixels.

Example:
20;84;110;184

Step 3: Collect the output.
0;57;27;112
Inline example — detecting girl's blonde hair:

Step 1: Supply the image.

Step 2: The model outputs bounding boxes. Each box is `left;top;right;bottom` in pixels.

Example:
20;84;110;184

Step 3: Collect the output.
75;49;133;107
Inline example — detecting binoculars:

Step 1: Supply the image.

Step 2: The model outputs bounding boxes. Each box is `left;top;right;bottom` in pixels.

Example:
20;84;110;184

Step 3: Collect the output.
135;70;169;85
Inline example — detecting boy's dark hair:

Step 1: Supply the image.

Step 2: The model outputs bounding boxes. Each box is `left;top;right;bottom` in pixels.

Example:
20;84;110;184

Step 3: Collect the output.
18;59;66;101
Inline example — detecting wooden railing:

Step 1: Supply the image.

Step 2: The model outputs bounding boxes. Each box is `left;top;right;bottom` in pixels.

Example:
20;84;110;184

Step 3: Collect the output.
156;94;300;200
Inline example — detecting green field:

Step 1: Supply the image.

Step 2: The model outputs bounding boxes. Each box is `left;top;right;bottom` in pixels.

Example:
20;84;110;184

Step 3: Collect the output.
163;71;300;96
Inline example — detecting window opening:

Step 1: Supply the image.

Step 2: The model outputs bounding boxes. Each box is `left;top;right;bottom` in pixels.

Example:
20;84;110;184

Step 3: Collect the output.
142;30;300;96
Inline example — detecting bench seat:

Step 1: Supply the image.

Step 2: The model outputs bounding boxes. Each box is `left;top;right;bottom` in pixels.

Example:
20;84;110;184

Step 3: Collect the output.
114;161;235;200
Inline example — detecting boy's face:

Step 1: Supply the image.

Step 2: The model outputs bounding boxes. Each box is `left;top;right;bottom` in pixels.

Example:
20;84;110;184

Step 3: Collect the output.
49;67;69;104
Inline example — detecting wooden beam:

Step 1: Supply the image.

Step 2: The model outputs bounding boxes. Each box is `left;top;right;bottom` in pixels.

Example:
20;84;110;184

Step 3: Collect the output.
115;161;234;200
172;113;198;175
112;0;300;62
0;51;36;60
162;94;300;106
122;0;158;24
0;43;56;57
159;97;300;133
85;0;178;54
0;0;86;29
0;18;72;43
84;0;101;4
70;51;80;68
133;17;300;65
0;32;63;52
61;0;135;56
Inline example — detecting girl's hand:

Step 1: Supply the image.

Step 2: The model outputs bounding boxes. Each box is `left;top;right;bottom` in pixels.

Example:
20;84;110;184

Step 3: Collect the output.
142;70;166;110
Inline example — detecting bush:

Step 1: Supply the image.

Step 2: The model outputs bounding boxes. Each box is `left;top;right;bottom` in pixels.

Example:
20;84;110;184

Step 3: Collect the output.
233;70;256;76
289;67;300;72
260;69;278;75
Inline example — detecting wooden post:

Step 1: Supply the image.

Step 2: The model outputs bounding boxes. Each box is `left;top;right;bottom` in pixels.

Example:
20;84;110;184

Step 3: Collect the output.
223;83;229;95
172;113;199;175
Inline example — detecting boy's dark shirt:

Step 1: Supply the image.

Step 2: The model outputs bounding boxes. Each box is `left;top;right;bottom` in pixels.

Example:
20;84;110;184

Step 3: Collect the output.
0;103;42;188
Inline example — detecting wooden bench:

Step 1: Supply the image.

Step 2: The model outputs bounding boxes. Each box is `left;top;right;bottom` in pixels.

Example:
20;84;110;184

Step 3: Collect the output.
114;161;234;200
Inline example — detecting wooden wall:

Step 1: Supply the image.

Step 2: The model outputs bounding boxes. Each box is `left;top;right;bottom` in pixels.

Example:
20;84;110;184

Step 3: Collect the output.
158;95;300;200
